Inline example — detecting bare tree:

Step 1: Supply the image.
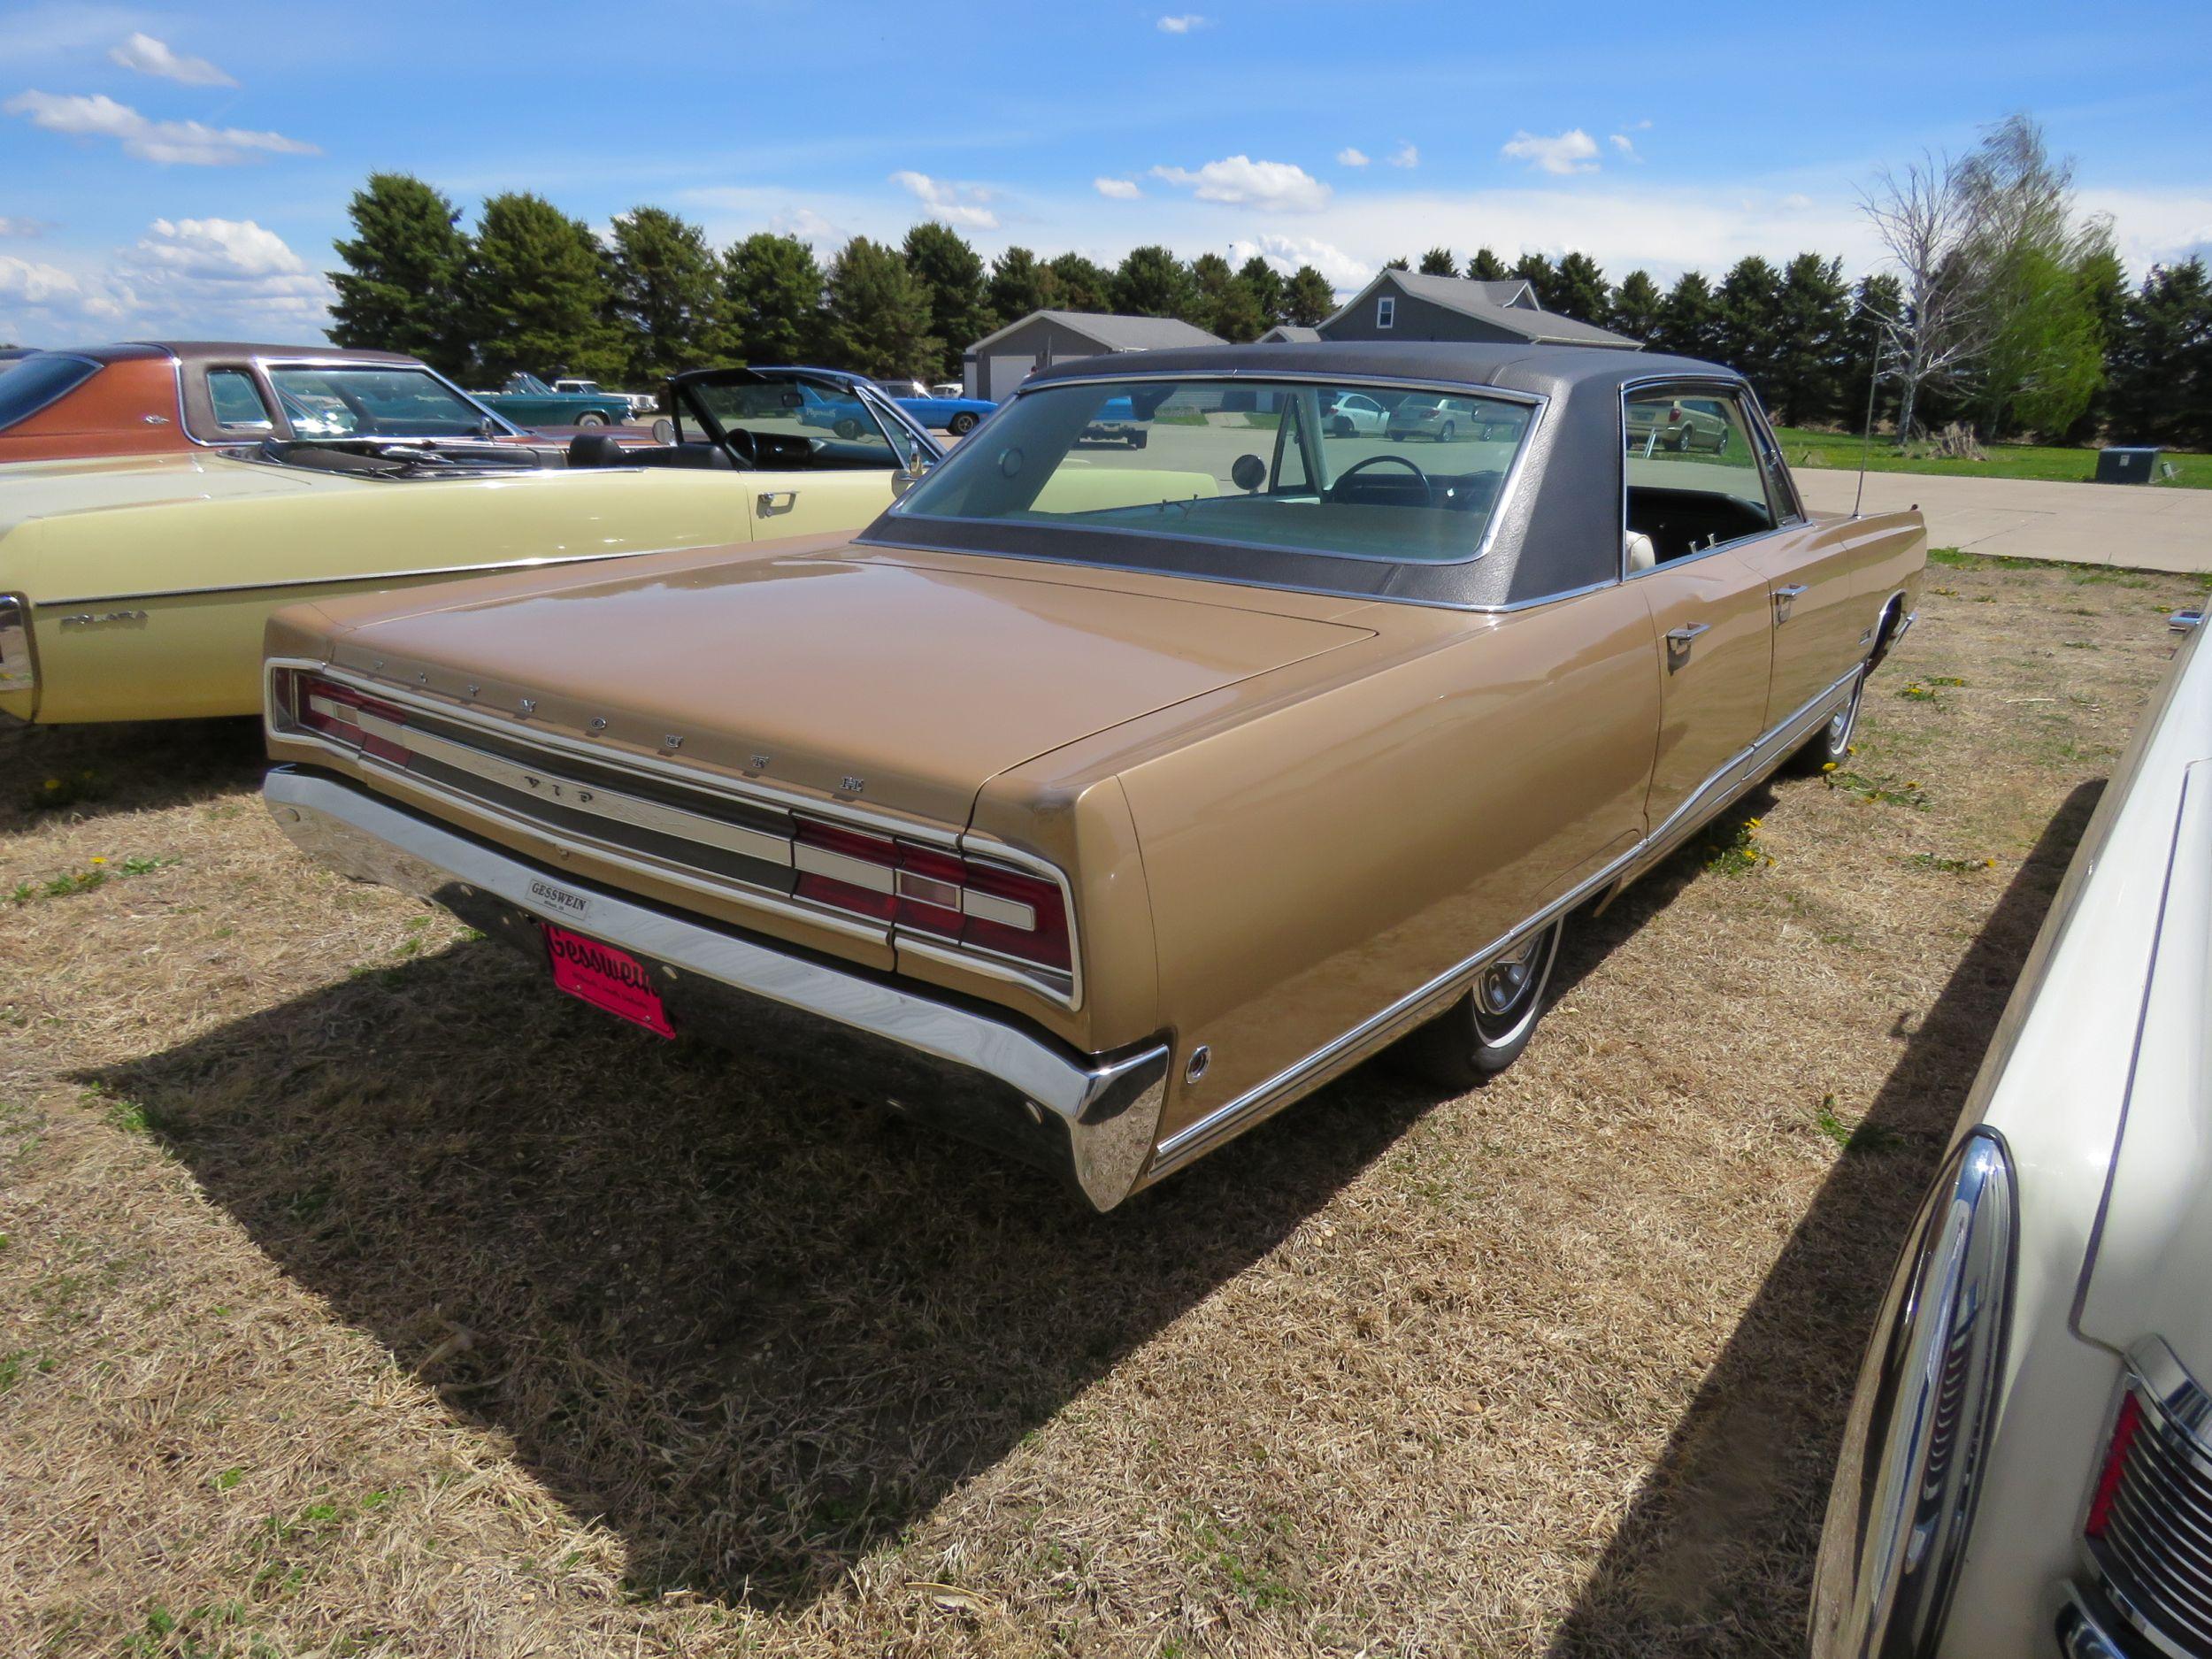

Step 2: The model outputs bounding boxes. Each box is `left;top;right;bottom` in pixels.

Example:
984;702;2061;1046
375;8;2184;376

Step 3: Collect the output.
1859;151;1993;443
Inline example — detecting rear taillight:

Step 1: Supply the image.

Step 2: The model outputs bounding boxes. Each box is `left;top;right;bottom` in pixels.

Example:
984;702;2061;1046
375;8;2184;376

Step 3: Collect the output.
794;816;1071;975
271;666;411;764
1667;407;1682;423
2085;1392;2145;1538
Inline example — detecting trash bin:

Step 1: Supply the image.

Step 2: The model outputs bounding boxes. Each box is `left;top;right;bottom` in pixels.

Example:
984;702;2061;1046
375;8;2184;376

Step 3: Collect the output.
2097;446;2162;484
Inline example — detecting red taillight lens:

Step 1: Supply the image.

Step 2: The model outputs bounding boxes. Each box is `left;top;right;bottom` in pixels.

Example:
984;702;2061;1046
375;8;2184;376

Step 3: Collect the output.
791;820;1071;979
793;820;898;920
1667;407;1681;423
2085;1392;2144;1538
277;669;410;764
960;859;1071;972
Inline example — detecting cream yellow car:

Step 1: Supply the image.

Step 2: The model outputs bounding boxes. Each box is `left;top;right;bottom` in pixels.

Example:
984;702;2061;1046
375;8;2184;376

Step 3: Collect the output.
0;362;940;725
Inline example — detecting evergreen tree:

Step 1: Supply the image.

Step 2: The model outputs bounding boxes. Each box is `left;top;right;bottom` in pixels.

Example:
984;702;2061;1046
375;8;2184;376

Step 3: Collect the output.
1046;251;1115;312
1551;252;1609;323
465;192;621;382
902;221;991;380
1112;244;1198;319
1382;255;1410;272
608;205;727;382
818;237;938;381
1466;248;1509;281
722;232;822;365
1766;252;1852;426
2064;238;2131;443
2107;258;2212;449
1417;246;1457;277
987;245;1058;328
1188;254;1264;341
1238;256;1286;326
328;173;472;377
1284;265;1335;326
1509;251;1560;310
1715;255;1784;391
1842;273;1905;433
1609;270;1663;343
1655;271;1723;361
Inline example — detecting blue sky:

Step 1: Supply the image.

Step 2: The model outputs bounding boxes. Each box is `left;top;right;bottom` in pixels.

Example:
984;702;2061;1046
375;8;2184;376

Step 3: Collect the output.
3;0;2208;343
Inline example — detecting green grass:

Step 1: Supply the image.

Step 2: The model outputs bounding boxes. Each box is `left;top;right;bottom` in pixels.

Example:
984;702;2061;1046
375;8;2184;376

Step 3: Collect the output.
1774;426;2209;489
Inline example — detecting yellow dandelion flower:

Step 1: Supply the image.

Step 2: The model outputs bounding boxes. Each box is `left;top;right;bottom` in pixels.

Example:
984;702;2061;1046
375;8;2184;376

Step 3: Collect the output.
88;856;106;865
43;779;60;790
1821;761;1838;772
1985;858;1995;867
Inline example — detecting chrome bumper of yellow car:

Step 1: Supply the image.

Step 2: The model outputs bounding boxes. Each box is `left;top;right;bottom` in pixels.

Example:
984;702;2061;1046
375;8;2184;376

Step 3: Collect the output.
263;765;1169;1209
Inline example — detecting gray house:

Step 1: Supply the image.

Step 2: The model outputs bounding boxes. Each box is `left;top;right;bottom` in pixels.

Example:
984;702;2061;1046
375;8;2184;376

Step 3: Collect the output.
963;311;1223;401
1256;323;1322;344
1317;270;1638;349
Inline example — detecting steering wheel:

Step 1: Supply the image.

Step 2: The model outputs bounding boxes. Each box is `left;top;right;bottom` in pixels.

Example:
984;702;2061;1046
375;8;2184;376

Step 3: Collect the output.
1329;452;1433;505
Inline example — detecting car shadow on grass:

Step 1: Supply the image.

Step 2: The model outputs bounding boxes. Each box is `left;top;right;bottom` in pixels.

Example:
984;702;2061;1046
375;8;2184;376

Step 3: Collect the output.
2;717;265;833
83;921;1461;1610
1544;779;2104;1658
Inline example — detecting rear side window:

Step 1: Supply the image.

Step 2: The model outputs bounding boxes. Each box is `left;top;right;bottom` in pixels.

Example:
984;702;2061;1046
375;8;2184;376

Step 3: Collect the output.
0;355;102;433
1623;386;1782;566
207;368;274;432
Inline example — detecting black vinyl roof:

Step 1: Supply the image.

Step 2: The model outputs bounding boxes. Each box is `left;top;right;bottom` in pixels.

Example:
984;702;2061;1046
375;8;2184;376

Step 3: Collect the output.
1025;339;1732;402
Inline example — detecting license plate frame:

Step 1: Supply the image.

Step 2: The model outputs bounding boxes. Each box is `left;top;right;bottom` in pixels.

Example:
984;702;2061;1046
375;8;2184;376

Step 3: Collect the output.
541;922;675;1039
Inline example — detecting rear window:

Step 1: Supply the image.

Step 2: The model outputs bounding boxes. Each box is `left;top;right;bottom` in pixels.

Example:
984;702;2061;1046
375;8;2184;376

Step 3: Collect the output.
0;355;103;434
894;376;1536;565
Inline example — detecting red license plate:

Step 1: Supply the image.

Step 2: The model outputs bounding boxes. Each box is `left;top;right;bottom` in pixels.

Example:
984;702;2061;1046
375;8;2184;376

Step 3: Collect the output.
541;923;675;1039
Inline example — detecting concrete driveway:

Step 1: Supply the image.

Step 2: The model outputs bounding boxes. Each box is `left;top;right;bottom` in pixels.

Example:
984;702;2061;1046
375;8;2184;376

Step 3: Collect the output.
1796;466;2212;573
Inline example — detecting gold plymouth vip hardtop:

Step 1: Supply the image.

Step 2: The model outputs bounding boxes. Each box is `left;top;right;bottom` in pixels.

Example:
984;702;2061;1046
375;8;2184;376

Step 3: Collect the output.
264;342;1924;1208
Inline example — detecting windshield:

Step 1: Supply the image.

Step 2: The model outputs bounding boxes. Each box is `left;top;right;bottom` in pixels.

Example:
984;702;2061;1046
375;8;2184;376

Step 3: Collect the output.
894;377;1535;564
264;365;494;438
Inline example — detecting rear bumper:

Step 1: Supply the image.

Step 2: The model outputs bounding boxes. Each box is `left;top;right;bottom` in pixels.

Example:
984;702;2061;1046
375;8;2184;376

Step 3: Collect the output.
264;766;1170;1210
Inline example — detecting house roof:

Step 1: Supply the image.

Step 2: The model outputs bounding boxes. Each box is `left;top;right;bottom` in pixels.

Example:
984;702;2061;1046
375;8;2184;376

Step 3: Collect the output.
965;310;1224;356
1256;324;1322;343
1328;272;1638;349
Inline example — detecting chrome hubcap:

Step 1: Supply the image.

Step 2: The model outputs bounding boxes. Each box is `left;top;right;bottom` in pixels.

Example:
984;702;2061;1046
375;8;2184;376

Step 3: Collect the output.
1479;935;1541;1017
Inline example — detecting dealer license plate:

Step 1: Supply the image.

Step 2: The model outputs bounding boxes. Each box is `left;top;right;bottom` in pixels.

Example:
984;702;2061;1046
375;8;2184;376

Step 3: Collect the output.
541;922;675;1039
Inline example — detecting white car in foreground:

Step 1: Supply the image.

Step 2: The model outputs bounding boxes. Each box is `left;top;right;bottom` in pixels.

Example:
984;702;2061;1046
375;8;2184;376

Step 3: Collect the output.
1811;609;2212;1658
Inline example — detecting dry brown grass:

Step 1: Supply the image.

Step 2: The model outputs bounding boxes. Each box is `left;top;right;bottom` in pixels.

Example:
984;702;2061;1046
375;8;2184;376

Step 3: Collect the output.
0;556;2200;1658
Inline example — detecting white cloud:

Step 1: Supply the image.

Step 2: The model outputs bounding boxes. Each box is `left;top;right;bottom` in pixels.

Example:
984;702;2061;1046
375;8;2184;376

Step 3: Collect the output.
1386;142;1418;169
889;169;1000;230
1336;147;1369;168
107;30;235;88
4;90;316;165
1156;13;1206;32
772;206;842;245
1226;233;1369;292
1094;176;1141;200
0;216;53;237
136;216;306;280
0;217;330;342
1149;155;1331;212
1608;133;1640;162
1501;127;1600;176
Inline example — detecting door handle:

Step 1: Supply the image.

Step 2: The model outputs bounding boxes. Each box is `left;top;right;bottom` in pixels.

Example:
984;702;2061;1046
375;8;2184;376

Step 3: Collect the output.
1772;583;1808;623
757;489;798;516
1664;620;1709;670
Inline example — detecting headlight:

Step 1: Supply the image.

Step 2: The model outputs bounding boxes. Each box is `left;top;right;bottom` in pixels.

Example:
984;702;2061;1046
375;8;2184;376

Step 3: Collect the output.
1809;1128;2016;1658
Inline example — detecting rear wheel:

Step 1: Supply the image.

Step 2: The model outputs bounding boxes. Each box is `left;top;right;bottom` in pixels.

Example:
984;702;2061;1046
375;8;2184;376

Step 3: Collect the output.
1439;419;1457;442
1392;917;1563;1088
1786;665;1866;775
834;417;862;439
949;411;979;435
574;411;609;428
1129;430;1148;449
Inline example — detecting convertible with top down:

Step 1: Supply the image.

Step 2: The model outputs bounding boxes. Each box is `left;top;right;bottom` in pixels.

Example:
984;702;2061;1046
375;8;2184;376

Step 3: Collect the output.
262;342;1924;1207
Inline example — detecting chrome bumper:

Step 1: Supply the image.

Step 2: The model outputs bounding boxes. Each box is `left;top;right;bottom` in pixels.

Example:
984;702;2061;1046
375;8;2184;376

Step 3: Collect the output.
263;766;1169;1209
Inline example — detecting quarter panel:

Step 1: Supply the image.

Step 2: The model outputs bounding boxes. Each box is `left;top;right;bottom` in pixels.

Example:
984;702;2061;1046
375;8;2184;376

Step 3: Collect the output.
1117;584;1657;1133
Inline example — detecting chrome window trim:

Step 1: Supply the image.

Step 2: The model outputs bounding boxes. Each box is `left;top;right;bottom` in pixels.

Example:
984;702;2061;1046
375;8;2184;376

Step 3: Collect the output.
173;350;526;447
266;657;1083;1009
876;370;1551;588
1148;661;1863;1177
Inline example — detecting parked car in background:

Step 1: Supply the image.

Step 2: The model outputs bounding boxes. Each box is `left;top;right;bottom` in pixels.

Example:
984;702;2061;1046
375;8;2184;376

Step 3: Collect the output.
261;342;1922;1210
1810;614;2212;1659
1080;394;1146;447
471;372;631;428
1320;390;1391;435
1626;395;1732;454
930;381;964;399
1386;392;1518;442
0;342;536;462
553;378;661;419
0;365;940;724
883;380;998;436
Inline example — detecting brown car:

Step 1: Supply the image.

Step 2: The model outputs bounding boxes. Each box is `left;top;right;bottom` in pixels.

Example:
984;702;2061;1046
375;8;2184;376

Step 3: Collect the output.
263;342;1924;1209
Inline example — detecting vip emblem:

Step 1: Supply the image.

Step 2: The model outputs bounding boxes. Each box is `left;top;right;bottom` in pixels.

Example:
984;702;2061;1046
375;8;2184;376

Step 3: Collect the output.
663;734;683;750
589;717;609;733
841;776;865;795
750;754;771;770
518;697;536;717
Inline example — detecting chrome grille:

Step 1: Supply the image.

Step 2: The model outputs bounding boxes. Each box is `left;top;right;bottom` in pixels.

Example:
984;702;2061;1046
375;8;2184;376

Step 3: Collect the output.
2091;1350;2212;1658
